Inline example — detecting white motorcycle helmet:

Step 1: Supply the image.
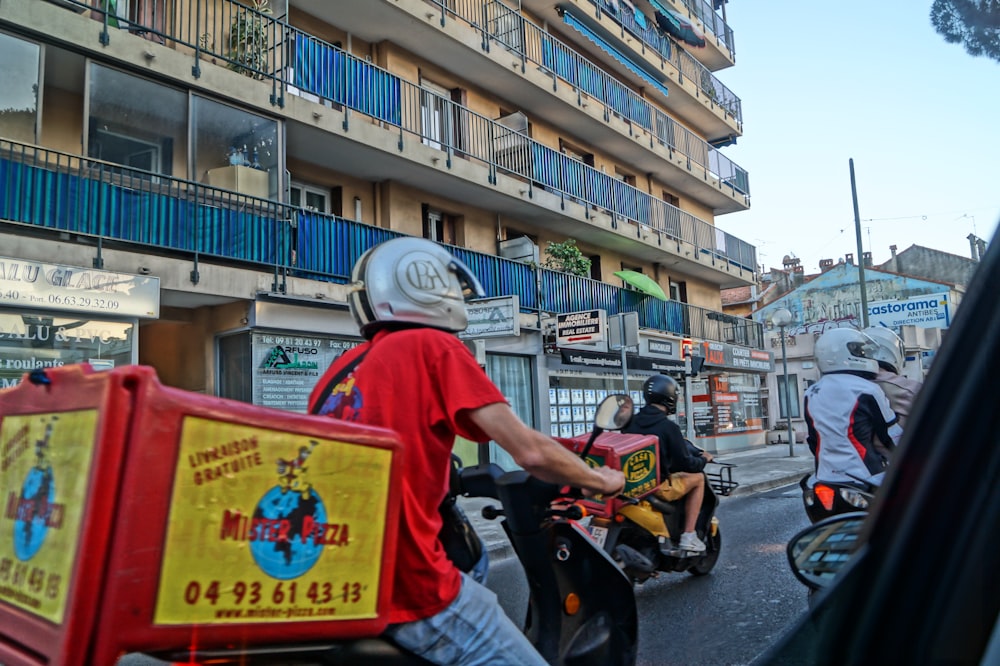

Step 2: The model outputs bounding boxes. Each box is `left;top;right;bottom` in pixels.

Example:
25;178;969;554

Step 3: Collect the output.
814;328;880;376
863;326;906;374
348;236;485;337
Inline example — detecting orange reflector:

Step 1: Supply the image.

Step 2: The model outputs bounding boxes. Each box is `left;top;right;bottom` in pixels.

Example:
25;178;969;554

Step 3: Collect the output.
575;503;588;518
564;593;581;615
614;513;625;523
814;484;835;510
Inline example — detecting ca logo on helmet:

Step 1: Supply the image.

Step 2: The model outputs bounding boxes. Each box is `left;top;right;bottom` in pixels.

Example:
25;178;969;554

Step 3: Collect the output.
397;251;451;304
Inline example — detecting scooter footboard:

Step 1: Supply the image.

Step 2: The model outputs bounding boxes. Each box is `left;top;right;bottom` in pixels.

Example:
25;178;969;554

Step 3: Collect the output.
516;520;637;666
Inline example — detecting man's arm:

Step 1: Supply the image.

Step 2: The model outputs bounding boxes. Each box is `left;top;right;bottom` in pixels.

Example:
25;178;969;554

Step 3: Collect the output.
468;402;625;496
665;423;707;473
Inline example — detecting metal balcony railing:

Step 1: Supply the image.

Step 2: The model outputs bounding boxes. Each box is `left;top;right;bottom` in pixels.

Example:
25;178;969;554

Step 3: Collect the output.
586;0;741;124
67;0;750;210
0;138;762;348
427;0;745;183
668;0;736;54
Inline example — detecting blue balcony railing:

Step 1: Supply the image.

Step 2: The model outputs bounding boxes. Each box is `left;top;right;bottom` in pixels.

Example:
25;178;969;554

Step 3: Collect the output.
0;139;762;348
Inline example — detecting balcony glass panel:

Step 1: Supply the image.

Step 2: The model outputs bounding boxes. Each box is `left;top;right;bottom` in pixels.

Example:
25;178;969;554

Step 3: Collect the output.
192;95;278;199
0;33;41;144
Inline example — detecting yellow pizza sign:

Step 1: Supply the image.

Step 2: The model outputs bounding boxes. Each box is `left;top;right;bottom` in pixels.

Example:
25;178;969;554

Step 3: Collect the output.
154;417;394;624
0;410;99;624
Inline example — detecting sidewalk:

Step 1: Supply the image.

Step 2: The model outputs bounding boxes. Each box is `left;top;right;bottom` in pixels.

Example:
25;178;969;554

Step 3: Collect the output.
459;442;814;562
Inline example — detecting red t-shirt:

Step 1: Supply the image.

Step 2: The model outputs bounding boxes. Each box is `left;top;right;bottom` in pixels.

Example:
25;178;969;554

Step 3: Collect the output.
307;327;506;623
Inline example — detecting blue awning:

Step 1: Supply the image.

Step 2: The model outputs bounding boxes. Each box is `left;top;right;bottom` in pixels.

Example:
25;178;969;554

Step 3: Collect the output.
561;10;669;99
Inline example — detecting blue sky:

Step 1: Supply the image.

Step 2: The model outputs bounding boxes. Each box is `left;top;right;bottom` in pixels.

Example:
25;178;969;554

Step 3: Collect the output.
717;1;1000;273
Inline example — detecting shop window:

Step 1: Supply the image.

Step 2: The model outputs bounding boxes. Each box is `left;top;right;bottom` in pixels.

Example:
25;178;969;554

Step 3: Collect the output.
777;373;801;419
0;33;40;144
484;354;535;471
87;64;185;178
0;312;135;389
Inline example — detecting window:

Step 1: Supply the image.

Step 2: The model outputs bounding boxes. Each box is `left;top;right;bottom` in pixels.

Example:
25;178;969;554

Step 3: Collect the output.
87;64;186;178
0;33;40;144
420;79;451;151
588;254;602;281
669;279;686;302
662;191;679;208
423;205;456;244
192;95;278;198
777;373;801;419
289;182;329;212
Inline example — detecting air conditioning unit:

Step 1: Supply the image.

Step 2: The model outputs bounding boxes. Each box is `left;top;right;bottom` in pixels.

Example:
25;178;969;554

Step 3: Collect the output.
495;111;530;174
499;236;539;264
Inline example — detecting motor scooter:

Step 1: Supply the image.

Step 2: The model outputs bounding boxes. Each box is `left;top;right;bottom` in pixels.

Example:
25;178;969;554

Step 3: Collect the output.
799;473;876;524
117;395;639;666
556;417;737;585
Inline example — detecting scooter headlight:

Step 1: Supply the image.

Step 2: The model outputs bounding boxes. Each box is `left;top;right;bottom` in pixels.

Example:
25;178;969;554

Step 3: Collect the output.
839;487;870;509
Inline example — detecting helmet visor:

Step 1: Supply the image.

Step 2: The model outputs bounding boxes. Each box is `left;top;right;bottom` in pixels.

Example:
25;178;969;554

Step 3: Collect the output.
847;339;878;359
450;259;486;302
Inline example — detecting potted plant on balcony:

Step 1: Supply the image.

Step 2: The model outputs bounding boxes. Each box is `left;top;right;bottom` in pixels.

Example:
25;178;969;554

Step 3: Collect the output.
228;0;272;79
542;239;591;277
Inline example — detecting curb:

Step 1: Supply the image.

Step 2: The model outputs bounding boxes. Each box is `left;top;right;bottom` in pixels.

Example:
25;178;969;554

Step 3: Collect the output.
727;472;804;498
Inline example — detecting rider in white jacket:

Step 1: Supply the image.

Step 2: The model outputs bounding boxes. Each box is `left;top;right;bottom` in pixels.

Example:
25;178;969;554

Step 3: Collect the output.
804;328;903;487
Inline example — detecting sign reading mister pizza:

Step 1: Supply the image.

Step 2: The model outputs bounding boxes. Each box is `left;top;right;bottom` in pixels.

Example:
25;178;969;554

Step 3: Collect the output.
556;309;606;346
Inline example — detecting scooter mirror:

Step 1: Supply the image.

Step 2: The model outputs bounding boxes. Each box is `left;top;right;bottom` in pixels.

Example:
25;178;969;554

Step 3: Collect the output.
786;512;867;590
594;394;634;431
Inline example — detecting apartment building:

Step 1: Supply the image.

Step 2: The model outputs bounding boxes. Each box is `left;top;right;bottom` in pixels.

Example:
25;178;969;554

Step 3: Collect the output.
0;0;771;454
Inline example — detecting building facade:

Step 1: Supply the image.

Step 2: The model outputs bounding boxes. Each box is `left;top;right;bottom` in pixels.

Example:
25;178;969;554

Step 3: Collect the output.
0;0;768;457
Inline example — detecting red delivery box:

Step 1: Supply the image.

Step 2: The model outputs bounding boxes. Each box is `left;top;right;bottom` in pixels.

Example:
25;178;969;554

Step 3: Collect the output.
0;364;404;666
557;432;660;517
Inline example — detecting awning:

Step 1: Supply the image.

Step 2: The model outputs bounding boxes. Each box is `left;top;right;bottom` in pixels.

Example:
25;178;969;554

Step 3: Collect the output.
649;0;707;48
561;10;670;99
614;270;668;301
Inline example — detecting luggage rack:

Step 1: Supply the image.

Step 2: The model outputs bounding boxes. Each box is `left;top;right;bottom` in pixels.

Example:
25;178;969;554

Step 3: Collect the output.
706;461;739;496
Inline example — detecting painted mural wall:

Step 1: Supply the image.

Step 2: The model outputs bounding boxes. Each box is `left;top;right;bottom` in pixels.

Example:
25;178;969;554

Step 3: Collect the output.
754;264;958;335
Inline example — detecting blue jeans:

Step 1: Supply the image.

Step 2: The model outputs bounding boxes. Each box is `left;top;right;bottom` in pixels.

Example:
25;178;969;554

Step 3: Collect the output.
384;572;547;666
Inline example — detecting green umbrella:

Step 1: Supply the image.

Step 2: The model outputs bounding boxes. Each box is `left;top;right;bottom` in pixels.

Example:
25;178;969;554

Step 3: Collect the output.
614;270;668;301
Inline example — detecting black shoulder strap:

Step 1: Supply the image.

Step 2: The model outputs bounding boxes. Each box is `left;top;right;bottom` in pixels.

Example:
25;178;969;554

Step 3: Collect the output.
309;348;369;415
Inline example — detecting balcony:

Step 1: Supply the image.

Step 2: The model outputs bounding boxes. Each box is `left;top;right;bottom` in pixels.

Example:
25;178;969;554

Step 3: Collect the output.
8;0;755;284
0;138;762;348
281;0;747;209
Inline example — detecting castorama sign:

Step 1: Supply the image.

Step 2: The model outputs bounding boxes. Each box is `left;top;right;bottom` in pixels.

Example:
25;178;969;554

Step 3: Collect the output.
868;293;950;329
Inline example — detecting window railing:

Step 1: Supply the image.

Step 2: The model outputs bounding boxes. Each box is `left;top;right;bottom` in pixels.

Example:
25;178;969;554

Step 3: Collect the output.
671;0;736;54
0;138;762;348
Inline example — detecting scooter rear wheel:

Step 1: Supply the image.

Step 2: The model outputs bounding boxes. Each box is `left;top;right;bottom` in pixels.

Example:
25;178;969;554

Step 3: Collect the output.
687;526;721;576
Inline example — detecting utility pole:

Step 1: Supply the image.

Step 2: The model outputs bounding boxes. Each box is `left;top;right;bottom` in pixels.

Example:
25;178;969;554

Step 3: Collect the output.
850;158;869;327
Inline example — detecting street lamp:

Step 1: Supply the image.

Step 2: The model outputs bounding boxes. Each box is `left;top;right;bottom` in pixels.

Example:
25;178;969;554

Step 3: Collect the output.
771;308;795;458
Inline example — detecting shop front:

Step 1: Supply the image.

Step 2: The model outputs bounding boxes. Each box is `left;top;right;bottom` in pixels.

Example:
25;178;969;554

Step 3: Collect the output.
0;256;159;388
689;341;773;453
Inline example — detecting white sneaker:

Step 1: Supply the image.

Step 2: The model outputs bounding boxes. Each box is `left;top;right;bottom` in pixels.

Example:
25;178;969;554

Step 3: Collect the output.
679;531;706;552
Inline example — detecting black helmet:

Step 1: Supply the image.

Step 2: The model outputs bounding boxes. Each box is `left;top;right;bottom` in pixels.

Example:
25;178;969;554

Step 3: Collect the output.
643;374;679;414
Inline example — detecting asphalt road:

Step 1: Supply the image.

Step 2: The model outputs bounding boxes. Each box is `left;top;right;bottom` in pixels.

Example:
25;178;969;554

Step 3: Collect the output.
485;482;812;666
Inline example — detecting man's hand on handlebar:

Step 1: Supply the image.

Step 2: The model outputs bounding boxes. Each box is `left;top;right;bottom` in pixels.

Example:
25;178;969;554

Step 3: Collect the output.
702;451;714;463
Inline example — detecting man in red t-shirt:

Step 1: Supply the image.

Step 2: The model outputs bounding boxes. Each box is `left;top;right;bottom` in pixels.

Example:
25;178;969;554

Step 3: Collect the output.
309;237;624;665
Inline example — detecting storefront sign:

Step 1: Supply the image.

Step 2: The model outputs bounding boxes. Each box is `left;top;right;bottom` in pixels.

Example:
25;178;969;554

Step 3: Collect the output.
645;339;674;356
700;341;774;372
559;349;685;372
868;293;950;329
459;296;520;339
556;310;605;345
0;257;159;319
252;334;361;413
